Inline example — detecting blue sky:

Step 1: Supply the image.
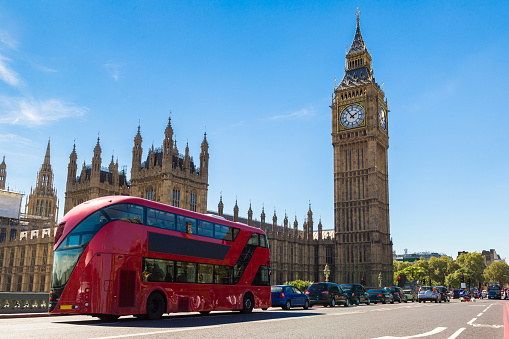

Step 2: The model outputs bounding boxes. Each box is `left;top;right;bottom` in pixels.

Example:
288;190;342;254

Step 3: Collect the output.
0;1;508;261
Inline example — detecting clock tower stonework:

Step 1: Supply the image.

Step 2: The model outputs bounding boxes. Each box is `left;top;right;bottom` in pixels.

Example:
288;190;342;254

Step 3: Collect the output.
331;15;393;286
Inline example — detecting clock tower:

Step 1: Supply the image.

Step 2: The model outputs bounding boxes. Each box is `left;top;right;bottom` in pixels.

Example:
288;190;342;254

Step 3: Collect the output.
331;13;393;286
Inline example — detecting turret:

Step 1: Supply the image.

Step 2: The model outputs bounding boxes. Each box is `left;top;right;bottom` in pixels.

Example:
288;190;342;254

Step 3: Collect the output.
200;132;209;177
67;143;77;186
132;125;143;174
162;115;173;169
233;198;239;222
218;194;224;217
91;137;102;183
247;202;253;226
0;155;5;190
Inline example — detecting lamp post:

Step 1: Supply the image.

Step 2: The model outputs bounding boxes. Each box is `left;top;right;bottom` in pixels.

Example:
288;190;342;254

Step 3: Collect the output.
378;272;382;288
324;264;331;282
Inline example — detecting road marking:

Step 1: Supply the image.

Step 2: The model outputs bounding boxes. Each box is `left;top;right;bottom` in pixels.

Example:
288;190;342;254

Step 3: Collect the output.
90;325;222;339
327;310;365;316
477;312;483;317
503;302;509;339
467;318;477;325
471;323;503;328
447;328;465;339
372;327;447;339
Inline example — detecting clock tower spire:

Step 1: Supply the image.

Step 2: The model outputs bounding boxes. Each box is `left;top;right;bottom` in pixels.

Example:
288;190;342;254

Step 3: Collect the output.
331;12;392;287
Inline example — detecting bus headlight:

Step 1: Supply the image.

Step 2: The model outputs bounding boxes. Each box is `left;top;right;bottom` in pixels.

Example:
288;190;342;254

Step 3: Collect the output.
84;302;89;307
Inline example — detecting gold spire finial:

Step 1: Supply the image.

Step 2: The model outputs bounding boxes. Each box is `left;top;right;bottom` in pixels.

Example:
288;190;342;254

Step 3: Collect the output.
356;7;360;22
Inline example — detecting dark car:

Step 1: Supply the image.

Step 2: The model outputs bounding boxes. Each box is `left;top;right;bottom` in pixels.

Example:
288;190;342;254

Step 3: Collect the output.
434;286;450;302
340;283;370;305
453;289;468;299
271;285;310;310
367;289;394;304
305;282;350;307
384;286;407;303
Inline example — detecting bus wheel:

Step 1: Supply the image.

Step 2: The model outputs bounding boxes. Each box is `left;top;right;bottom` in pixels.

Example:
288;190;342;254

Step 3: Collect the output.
146;292;166;320
240;293;254;314
97;315;119;322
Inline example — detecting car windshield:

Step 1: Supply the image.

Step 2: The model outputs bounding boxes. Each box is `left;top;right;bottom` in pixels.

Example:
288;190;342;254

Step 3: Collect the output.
368;289;385;294
384;287;396;292
340;284;353;292
421;286;433;291
403;290;412;293
307;283;326;292
271;286;283;293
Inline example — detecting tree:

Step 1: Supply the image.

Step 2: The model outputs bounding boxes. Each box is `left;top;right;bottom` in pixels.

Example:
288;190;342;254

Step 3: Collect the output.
429;256;456;286
456;252;486;285
414;258;430;284
484;262;509;287
284;280;314;292
446;268;474;289
401;265;427;283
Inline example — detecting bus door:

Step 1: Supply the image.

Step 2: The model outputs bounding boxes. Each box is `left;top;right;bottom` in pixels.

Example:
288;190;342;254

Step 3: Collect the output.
112;254;141;315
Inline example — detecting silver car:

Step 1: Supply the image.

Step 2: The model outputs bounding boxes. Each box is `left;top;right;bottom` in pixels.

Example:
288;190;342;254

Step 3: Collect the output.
418;286;439;303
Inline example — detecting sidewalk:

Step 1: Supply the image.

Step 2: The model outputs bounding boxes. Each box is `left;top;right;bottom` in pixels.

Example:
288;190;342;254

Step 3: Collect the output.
0;312;52;319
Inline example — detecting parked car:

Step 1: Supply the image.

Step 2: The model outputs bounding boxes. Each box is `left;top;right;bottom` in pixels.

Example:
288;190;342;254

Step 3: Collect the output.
366;289;394;304
403;289;417;302
271;285;310;310
384;286;407;303
453;289;468;299
434;286;450;302
418;286;439;303
340;283;371;305
305;282;350;307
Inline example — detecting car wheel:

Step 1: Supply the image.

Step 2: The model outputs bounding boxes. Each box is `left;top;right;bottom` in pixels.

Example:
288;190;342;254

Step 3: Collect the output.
330;298;336;307
382;299;386;304
283;300;291;310
435;298;438;303
366;299;370;305
97;315;119;322
303;300;309;310
355;298;360;305
343;298;349;307
390;299;394;304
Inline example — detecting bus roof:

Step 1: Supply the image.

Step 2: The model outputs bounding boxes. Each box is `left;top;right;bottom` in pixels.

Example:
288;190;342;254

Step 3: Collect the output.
57;196;267;248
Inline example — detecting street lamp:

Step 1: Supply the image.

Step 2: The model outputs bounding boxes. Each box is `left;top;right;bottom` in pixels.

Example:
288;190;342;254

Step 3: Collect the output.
323;263;331;282
378;272;382;288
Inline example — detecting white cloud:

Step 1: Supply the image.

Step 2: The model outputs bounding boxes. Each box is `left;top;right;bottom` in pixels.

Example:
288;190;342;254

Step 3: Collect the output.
269;108;313;120
0;96;88;127
0;54;21;87
104;62;124;81
0;133;30;144
0;32;18;50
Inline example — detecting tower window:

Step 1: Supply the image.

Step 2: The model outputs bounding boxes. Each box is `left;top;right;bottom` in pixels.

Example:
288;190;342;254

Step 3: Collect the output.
190;193;197;212
145;187;154;200
172;189;180;208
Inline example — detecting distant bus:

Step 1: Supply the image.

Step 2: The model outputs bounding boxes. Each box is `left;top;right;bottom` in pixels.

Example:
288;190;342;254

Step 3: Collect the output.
49;196;271;321
487;282;501;299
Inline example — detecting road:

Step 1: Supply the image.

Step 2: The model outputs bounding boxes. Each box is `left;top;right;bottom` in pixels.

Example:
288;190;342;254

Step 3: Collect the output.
1;299;507;338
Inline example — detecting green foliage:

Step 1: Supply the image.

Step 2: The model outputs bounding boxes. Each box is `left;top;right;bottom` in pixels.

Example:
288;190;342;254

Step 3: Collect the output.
456;252;485;284
401;266;427;283
445;268;474;289
284;280;314;292
429;256;457;286
484;262;509;287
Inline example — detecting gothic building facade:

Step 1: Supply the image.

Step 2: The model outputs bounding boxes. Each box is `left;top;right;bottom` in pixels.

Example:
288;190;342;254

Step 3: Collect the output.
0;156;6;190
64;116;209;215
0;140;58;292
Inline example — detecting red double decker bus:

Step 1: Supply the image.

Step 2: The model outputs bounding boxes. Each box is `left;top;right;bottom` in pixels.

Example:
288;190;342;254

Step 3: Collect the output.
49;196;271;321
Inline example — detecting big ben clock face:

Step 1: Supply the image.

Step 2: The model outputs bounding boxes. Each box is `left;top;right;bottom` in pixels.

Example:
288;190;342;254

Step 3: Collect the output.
340;105;365;128
379;106;387;131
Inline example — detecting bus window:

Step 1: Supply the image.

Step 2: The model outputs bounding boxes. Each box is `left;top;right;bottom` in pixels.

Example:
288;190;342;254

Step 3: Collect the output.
177;216;197;234
214;224;232;241
247;233;259;246
143;258;166;282
198;263;214;284
176;261;196;283
214;265;232;285
104;204;144;224
146;208;176;230
58;210;109;250
252;265;271;286
198;220;214;238
259;234;268;248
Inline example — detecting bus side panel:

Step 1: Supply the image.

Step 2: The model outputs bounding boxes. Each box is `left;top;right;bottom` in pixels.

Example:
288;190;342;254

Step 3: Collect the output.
86;252;114;315
111;255;142;316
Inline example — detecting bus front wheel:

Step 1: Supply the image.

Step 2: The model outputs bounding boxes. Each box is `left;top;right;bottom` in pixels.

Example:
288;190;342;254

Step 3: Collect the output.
97;315;119;322
240;293;254;314
146;292;166;320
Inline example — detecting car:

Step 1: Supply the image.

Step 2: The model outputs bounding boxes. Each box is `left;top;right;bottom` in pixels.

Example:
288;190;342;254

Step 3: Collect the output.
403;289;417;302
305;282;350;307
384;286;407;303
453;289;466;299
340;283;371;305
434;286;450;302
366;289;394;304
418;286;439;303
271;285;310;310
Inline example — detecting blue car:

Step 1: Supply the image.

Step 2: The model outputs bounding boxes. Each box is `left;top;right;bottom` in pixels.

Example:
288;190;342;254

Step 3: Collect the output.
271;285;310;310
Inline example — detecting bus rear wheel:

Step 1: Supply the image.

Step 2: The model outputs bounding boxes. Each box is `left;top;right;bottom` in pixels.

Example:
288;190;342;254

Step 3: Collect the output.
146;292;166;320
240;293;254;314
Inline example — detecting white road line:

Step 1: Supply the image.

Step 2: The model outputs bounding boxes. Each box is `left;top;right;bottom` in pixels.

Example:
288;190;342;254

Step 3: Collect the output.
467;318;477;325
90;325;222;339
371;326;447;339
477;312;483;317
447;328;465;339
